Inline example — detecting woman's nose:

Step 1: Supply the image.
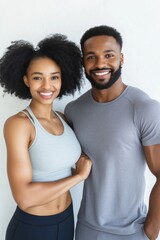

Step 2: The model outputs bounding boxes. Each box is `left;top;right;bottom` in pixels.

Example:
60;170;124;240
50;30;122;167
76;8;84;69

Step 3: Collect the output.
42;79;52;89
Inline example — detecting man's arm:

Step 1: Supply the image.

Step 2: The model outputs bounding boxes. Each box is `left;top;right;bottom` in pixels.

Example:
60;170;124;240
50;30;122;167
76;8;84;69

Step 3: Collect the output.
143;144;160;240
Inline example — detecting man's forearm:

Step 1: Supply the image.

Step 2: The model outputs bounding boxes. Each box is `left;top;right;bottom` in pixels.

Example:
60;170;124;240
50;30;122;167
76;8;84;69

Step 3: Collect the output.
144;178;160;239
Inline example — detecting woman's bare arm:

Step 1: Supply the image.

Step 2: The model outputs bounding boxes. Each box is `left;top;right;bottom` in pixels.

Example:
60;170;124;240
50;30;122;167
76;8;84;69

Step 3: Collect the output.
4;115;92;211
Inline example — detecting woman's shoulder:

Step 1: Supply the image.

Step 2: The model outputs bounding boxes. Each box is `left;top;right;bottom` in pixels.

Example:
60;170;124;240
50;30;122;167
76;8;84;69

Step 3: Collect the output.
56;111;67;122
4;110;33;134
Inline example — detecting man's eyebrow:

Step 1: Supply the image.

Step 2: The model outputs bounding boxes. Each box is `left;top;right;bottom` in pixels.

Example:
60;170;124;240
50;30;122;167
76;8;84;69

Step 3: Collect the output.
103;50;115;53
85;50;115;56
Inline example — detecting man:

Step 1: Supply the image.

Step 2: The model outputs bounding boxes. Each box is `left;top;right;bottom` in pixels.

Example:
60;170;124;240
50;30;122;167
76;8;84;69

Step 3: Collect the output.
65;25;160;240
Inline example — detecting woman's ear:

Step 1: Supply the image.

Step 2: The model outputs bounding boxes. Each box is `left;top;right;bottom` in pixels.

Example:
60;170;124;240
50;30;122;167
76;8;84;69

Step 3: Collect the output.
23;76;29;87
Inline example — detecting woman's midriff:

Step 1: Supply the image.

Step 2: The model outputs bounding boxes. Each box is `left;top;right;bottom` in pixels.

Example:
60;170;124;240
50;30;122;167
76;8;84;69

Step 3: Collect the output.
22;191;72;216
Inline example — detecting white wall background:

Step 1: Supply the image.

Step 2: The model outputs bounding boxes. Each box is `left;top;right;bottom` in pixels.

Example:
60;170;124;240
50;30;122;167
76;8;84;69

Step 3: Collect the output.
0;0;160;239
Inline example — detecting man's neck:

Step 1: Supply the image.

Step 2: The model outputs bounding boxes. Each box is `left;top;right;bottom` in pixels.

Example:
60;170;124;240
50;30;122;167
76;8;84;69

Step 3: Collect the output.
91;79;127;103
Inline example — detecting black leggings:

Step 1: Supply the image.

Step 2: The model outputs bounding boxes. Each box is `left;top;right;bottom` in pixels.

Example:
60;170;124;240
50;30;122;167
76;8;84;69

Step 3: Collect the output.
6;203;74;240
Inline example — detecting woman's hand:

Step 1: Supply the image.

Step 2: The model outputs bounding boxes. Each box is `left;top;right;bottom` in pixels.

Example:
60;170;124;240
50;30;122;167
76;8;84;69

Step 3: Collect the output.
75;153;92;180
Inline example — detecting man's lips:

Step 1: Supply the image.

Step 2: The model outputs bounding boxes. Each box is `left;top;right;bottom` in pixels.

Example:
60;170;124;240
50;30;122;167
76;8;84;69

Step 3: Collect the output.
91;69;112;79
94;71;111;76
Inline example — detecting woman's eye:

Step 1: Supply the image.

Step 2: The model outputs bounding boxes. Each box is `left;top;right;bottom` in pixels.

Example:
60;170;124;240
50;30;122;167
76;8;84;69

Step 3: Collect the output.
51;76;59;80
33;76;41;80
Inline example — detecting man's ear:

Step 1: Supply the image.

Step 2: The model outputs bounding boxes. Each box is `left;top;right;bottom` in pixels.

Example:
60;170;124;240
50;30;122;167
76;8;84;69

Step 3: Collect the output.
23;76;29;87
120;53;124;66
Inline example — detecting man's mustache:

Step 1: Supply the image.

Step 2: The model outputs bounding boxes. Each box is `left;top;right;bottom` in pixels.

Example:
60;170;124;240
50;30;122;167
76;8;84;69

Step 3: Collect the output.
90;68;113;73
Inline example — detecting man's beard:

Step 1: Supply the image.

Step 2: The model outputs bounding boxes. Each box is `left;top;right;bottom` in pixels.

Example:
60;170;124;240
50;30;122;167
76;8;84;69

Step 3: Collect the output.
85;65;122;90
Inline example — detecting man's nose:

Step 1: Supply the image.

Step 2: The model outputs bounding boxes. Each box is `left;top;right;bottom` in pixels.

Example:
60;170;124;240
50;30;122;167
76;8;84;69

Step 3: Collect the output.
95;57;107;68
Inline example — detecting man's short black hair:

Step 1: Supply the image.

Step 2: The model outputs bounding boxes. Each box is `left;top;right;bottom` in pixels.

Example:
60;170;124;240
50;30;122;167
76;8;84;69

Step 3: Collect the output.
0;34;83;99
80;25;123;52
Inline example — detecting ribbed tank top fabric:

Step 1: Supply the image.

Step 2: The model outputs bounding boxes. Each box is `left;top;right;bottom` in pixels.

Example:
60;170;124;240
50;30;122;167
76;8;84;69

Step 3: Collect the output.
25;106;81;182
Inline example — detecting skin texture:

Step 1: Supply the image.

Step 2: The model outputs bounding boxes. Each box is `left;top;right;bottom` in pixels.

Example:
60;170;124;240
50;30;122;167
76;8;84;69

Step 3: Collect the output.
4;57;92;216
83;36;125;102
83;35;160;240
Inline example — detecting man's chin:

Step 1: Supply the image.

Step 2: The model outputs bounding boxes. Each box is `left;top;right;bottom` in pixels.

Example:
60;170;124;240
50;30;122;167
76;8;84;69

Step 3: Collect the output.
94;79;110;84
91;81;112;90
85;65;122;90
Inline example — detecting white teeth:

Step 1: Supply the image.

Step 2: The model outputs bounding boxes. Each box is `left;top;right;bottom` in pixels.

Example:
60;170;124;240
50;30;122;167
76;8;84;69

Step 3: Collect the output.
95;71;109;76
40;92;52;96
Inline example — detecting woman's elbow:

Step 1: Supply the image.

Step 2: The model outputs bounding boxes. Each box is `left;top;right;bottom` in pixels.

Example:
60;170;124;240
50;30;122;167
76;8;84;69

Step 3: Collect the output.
13;194;33;211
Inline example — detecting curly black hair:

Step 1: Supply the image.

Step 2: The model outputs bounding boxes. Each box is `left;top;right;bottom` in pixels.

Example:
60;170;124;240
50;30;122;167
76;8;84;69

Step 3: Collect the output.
0;34;83;99
80;25;123;52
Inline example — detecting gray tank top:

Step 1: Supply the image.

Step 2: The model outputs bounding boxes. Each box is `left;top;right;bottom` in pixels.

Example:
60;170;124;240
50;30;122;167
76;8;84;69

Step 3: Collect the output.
22;106;81;182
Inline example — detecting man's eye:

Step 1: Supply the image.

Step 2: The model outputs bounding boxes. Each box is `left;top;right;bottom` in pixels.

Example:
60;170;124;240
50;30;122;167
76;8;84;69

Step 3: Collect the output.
105;54;114;58
87;56;95;60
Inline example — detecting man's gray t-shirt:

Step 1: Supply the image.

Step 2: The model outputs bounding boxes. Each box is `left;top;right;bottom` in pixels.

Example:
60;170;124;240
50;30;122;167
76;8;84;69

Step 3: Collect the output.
65;86;160;235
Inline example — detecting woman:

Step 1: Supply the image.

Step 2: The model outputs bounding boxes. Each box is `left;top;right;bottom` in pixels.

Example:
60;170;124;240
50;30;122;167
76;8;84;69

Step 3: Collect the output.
0;34;92;240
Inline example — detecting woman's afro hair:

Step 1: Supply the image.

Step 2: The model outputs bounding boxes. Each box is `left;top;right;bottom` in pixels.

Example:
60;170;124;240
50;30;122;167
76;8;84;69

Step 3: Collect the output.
0;34;83;99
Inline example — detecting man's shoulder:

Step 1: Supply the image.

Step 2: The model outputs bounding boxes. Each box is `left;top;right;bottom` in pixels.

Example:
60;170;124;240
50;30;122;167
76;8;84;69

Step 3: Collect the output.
126;86;160;114
125;86;157;107
66;89;91;109
125;86;150;102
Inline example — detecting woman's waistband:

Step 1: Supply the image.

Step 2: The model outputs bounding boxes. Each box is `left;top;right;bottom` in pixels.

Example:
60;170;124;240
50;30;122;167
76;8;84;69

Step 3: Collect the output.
14;203;73;226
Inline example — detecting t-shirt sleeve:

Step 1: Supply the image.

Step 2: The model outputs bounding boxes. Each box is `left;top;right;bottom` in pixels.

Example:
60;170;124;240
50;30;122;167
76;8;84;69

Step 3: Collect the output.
135;99;160;146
